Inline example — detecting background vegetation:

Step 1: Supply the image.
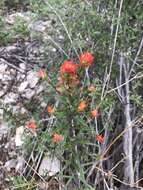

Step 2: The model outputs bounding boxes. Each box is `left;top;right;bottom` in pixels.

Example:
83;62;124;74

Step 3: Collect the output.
0;0;143;189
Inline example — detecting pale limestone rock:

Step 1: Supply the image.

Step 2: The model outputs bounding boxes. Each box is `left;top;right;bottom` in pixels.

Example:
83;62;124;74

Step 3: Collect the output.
15;126;24;147
28;20;51;32
19;63;26;70
18;81;28;92
24;89;35;99
27;71;39;88
4;93;18;104
16;156;25;172
38;156;60;176
4;159;17;171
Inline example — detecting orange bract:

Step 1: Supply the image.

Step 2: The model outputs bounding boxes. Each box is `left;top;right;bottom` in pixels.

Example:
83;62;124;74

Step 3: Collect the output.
37;69;47;79
88;85;96;92
52;133;63;143
79;52;94;67
91;109;98;118
77;100;87;112
26;121;37;129
96;134;104;143
47;106;55;114
60;60;78;75
56;85;63;93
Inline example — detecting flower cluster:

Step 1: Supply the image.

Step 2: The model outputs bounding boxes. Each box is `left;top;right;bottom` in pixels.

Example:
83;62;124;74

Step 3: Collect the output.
57;52;94;90
96;134;104;143
91;108;98;118
52;133;64;143
79;51;94;67
25;51;104;145
47;105;55;114
60;51;94;76
60;60;78;75
77;100;87;112
26;120;37;129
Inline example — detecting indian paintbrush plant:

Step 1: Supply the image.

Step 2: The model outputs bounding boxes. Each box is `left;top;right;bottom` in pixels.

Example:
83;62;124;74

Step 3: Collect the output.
22;51;107;188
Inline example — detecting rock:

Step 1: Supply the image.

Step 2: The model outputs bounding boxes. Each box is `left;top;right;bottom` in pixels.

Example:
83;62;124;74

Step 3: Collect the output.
41;102;47;108
24;89;35;99
20;107;27;114
38;156;60;176
4;93;18;104
0;109;3;120
12;105;21;114
0;121;9;137
59;35;64;40
5;137;15;149
27;71;39;88
0;63;8;80
5;45;17;52
0;63;7;73
3;74;12;81
4;159;17;171
0;91;4;97
0;74;3;80
5;12;31;25
36;85;44;94
52;48;57;52
15;126;24;147
8;150;17;158
17;73;25;81
18;81;28;92
28;20;51;32
16;156;25;172
19;63;26;70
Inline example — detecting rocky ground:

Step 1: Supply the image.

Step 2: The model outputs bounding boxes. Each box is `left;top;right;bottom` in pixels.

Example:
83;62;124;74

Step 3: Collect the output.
0;10;64;189
0;43;41;189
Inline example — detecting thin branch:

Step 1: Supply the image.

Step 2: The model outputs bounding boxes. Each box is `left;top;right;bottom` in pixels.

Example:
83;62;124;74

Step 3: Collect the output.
105;0;124;93
129;36;143;77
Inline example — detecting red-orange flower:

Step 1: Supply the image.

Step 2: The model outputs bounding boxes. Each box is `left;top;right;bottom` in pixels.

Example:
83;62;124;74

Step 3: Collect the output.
47;106;55;114
96;134;104;143
79;52;94;67
60;60;78;75
37;69;47;79
52;133;63;143
26;121;37;129
91;109;98;118
77;100;87;112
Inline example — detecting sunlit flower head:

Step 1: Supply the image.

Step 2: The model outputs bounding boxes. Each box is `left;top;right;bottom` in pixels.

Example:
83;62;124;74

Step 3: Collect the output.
96;134;104;143
79;52;94;67
91;109;98;118
47;106;55;114
60;60;78;75
52;133;63;143
77;100;87;112
26;120;37;129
